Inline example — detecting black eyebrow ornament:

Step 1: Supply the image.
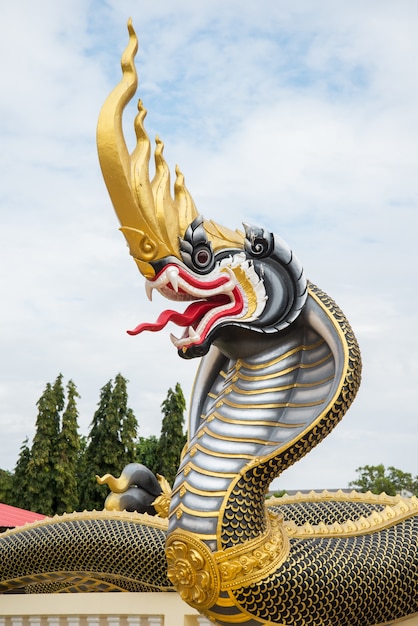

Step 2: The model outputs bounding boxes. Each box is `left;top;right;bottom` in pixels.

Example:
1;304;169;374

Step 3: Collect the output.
179;215;215;274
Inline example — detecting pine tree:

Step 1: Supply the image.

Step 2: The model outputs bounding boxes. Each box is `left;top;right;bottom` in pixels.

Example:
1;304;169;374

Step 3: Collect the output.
155;383;187;486
10;438;32;509
76;435;88;504
78;380;113;510
78;375;138;511
26;374;64;514
56;380;81;514
112;373;138;466
12;377;81;515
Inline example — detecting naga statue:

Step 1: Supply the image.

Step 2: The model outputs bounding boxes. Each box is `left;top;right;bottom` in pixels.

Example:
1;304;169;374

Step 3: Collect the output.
0;20;417;626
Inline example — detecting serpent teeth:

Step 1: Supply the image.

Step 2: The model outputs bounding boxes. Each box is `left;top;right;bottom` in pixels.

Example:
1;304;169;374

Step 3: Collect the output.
170;327;201;348
145;281;153;301
166;266;179;292
187;326;200;341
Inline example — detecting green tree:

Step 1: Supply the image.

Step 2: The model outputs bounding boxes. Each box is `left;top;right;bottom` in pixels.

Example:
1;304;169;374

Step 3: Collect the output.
9;438;32;509
112;373;138;466
155;383;187;486
12;376;81;515
0;469;13;504
26;374;64;514
78;380;113;510
136;435;159;472
349;464;418;496
78;375;138;511
76;435;88;506
56;380;81;514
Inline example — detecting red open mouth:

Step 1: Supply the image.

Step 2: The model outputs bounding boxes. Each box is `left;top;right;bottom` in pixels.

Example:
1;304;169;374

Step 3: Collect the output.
127;264;244;349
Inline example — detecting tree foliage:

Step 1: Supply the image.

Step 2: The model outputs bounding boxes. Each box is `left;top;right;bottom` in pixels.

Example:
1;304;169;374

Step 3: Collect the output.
349;464;418;496
25;374;65;514
8;439;32;509
55;380;81;514
154;383;187;486
3;377;82;515
78;374;138;511
3;375;186;516
0;469;13;504
136;435;159;472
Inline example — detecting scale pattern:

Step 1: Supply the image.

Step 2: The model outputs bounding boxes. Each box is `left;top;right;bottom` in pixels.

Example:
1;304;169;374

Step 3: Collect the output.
270;500;386;526
0;515;172;593
233;517;418;625
220;283;362;549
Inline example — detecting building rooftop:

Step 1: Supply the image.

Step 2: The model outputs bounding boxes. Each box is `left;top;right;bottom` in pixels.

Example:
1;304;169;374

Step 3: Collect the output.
0;503;46;530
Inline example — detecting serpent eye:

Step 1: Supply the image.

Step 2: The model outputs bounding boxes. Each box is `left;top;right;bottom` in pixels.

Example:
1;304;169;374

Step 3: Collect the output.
193;246;212;269
180;216;216;274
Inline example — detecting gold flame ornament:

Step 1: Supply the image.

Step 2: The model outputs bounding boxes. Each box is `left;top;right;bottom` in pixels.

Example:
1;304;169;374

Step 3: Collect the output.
97;19;244;279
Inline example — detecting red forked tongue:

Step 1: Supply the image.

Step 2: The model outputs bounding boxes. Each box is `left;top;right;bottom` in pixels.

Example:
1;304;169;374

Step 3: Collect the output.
127;298;226;336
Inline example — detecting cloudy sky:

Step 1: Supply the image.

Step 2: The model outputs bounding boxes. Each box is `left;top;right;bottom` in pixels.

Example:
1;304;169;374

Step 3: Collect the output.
0;1;417;492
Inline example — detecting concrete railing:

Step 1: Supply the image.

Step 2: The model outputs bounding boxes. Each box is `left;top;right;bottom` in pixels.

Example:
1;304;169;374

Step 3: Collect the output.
0;593;211;626
1;592;417;626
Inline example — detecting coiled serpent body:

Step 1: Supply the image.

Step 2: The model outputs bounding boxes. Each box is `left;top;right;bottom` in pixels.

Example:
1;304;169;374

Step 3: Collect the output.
2;21;416;626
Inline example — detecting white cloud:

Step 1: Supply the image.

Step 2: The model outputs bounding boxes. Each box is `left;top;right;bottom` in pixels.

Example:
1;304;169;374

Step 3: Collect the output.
0;1;417;490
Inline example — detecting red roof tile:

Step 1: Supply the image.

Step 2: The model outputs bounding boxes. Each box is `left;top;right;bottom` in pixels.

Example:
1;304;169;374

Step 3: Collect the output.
0;503;46;528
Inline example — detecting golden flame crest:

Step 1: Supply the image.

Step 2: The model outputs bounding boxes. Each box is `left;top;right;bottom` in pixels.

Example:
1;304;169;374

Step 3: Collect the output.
97;19;244;279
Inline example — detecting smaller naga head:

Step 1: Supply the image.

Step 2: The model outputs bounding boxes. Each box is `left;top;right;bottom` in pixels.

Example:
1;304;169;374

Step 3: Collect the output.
97;21;307;360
